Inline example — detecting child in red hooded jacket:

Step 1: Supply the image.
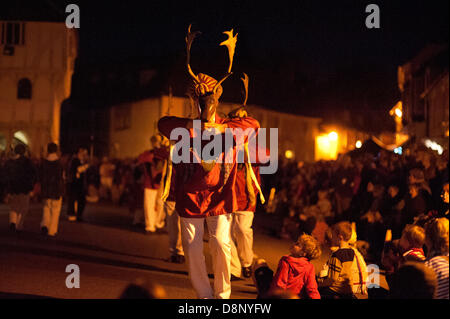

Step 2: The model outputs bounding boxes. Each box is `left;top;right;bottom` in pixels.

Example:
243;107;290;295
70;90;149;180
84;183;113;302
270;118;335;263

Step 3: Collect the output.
270;234;322;299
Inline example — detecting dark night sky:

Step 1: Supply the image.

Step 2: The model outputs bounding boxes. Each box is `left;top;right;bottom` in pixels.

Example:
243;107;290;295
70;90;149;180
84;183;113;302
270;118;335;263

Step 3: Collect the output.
2;0;449;125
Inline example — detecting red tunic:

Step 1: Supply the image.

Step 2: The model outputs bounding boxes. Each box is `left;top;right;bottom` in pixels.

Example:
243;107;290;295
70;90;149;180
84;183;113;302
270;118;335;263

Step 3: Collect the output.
158;115;260;218
235;164;260;212
137;147;168;190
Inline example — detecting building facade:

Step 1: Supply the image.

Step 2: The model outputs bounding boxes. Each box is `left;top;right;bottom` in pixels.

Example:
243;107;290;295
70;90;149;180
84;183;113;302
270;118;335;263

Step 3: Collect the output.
0;20;78;156
398;44;449;146
109;95;322;163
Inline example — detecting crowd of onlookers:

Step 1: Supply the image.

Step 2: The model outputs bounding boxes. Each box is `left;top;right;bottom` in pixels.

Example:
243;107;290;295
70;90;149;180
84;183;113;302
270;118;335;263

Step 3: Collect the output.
1;142;448;299
262;145;449;263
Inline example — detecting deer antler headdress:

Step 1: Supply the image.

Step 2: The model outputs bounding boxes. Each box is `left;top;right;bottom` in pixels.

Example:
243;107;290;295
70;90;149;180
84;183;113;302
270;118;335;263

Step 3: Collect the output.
186;24;238;98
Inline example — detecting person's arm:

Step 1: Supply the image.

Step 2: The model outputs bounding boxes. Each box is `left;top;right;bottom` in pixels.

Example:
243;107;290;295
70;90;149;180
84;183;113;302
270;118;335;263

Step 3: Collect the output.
318;255;342;287
304;265;321;299
158;116;193;140
270;257;290;291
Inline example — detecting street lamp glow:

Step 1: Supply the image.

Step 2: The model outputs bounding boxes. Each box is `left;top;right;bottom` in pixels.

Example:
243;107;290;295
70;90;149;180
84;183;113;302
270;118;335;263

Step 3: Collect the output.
395;108;402;118
328;131;338;141
355;140;362;148
285;150;294;159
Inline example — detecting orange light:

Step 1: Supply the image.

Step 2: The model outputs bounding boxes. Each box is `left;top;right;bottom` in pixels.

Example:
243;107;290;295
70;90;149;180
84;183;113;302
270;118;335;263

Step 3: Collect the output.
328;131;338;141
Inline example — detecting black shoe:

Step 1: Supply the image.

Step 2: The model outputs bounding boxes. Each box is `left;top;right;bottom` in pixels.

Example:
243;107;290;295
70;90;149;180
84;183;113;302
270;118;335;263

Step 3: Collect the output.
176;255;185;264
41;227;48;235
9;223;16;232
169;254;185;264
242;266;252;278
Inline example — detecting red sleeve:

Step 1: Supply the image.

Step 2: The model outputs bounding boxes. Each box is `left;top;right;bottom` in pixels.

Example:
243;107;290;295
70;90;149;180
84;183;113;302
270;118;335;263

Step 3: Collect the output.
304;264;321;299
137;151;153;165
224;116;260;131
271;257;290;291
158;116;191;140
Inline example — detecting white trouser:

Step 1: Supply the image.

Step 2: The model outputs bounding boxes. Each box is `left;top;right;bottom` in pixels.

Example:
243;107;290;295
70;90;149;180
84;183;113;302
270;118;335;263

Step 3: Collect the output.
164;201;183;256
180;214;232;299
230;211;254;276
41;197;62;236
155;189;165;229
143;188;158;232
9;193;30;230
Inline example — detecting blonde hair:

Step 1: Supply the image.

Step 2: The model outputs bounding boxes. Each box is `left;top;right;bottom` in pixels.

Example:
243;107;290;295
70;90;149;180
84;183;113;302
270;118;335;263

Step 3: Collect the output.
293;234;322;260
402;224;426;248
425;218;449;255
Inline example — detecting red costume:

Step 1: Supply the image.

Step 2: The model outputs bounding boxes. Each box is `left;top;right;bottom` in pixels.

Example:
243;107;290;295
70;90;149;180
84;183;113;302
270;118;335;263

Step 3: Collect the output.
158;115;260;219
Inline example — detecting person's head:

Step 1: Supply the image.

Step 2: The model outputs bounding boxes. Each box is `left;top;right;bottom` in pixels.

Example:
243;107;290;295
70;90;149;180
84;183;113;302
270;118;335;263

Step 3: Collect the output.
442;182;449;204
150;135;162;149
290;234;322;260
388;185;399;198
399;224;425;252
409;168;425;184
14;144;26;156
389;262;437;299
409;183;419;198
331;221;353;247
318;189;328;200
424;218;449;255
119;278;167;299
47;142;58;155
77;147;88;160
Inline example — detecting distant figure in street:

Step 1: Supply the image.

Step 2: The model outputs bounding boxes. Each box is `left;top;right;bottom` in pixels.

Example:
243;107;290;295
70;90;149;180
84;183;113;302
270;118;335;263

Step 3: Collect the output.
67;147;89;222
4;144;37;232
99;156;116;201
39;143;64;236
133;135;165;233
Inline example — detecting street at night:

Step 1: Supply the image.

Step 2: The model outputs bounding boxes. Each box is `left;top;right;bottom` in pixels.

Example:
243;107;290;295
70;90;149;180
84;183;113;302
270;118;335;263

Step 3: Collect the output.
0;0;448;311
0;202;342;299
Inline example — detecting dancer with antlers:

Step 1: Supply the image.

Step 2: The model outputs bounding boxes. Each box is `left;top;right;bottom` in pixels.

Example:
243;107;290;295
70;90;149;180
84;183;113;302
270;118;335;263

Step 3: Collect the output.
158;25;260;299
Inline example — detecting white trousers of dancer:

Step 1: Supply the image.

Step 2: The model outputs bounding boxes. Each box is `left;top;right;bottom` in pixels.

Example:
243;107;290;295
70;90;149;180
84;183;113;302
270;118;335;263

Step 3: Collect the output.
180;214;232;299
41;197;62;236
164;201;183;256
142;188;158;232
230;211;254;277
9;193;30;230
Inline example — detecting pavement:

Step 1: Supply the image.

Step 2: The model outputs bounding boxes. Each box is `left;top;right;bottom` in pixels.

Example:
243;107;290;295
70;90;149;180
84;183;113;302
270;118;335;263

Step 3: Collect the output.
0;201;386;299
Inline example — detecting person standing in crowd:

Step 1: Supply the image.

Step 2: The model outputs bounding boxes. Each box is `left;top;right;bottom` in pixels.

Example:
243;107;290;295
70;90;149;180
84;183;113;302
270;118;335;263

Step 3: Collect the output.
230;162;258;279
160;137;184;263
99;156;116;201
424;218;449;299
133;135;165;233
39;142;64;236
67;147;89;222
4;144;37;232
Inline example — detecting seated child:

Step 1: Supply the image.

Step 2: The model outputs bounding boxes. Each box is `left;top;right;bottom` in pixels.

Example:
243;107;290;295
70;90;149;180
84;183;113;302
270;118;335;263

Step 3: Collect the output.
317;221;356;299
270;234;322;299
383;224;426;270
